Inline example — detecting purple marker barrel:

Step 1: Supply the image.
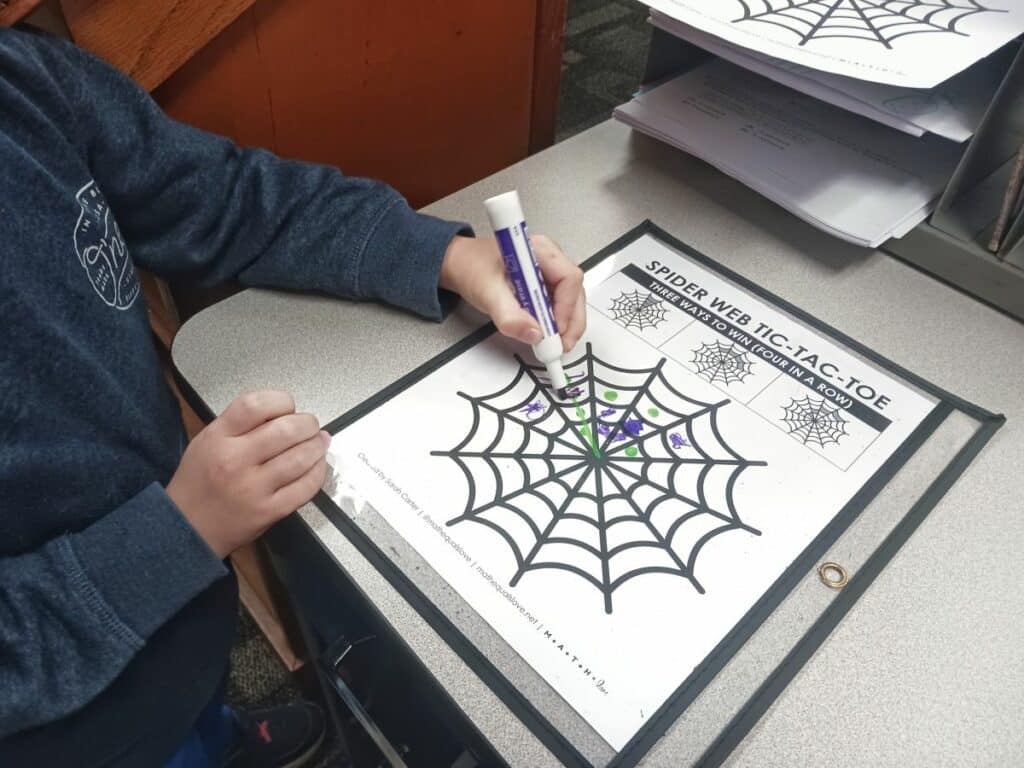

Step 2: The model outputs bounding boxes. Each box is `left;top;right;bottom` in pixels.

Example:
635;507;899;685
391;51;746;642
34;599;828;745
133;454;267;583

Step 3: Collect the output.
484;190;568;396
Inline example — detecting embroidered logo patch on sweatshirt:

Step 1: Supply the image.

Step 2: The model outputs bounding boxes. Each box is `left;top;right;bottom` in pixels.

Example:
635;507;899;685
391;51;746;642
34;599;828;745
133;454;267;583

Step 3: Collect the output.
73;181;140;310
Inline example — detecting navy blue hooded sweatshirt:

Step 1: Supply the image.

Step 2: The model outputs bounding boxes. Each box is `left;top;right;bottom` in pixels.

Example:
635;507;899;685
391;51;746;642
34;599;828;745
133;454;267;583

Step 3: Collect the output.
0;27;466;762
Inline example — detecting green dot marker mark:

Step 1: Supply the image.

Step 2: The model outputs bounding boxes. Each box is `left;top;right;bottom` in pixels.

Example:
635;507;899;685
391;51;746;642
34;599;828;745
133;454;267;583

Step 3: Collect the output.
563;374;600;457
604;390;619;401
647;407;660;418
625;446;639;457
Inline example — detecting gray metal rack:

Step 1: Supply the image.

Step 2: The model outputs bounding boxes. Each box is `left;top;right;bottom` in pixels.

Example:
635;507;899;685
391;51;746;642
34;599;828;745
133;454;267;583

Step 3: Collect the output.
638;25;1024;321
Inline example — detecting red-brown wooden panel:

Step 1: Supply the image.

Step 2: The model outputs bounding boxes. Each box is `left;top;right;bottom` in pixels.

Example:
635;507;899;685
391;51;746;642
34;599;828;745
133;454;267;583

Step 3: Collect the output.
0;0;45;27
530;0;568;153
61;0;254;91
154;7;277;150
154;0;539;208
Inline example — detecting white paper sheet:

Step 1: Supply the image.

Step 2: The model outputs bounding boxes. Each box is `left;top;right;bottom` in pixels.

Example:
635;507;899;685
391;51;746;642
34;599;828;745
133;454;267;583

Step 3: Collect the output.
644;0;1024;88
326;234;938;750
614;59;963;246
648;10;1007;142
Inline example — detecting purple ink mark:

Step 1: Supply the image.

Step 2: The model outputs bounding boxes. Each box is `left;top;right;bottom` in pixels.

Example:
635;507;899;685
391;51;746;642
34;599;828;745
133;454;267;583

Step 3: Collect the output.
520;402;547;419
623;419;644;437
598;408;616;419
670;432;690;450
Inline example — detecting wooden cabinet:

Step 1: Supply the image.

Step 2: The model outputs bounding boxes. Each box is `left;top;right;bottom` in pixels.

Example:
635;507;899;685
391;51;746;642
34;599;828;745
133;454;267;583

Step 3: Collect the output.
64;0;566;208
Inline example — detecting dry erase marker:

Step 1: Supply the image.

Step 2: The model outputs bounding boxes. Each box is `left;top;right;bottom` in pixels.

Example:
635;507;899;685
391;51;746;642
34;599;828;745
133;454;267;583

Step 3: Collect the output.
484;190;569;398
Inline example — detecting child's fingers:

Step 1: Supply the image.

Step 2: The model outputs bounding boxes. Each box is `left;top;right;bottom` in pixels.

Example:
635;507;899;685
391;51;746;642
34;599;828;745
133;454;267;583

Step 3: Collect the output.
562;292;587;351
478;234;581;347
268;456;329;519
243;412;321;464
219;390;296;436
262;430;330;491
533;237;582;288
489;285;543;344
532;236;584;332
552;270;585;341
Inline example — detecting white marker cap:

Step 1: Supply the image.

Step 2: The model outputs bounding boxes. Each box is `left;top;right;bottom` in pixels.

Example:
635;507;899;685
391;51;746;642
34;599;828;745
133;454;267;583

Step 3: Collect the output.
483;190;524;230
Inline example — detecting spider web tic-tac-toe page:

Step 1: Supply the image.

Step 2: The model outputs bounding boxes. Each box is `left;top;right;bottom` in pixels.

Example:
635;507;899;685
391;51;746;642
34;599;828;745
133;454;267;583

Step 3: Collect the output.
326;233;937;751
645;0;1024;87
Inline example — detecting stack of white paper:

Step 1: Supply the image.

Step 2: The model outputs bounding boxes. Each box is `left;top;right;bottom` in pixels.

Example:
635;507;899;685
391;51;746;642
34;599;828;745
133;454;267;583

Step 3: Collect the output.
643;0;1024;89
648;10;1008;143
614;59;963;247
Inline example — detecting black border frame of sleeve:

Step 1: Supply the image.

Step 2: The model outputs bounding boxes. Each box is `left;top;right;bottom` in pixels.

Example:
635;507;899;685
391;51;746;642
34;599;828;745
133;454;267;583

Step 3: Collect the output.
184;221;1004;768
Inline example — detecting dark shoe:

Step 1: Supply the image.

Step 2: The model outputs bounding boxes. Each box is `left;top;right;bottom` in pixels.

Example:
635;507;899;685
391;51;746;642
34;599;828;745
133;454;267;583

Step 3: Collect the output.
226;701;326;768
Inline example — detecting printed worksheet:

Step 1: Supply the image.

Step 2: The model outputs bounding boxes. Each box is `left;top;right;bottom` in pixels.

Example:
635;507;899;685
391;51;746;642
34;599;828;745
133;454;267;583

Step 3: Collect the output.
644;0;1024;88
325;232;938;750
648;9;1008;142
614;59;963;246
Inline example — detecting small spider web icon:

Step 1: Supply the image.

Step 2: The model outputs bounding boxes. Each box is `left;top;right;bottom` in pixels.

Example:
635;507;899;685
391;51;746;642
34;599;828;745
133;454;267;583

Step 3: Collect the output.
691;341;755;386
734;1;1004;49
609;289;670;332
781;396;849;447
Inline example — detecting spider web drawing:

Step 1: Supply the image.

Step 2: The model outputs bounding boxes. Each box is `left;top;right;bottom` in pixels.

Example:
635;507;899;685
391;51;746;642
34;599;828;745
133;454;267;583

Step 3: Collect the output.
432;344;767;614
691;341;755;386
608;289;670;332
781;396;850;447
734;1;1004;49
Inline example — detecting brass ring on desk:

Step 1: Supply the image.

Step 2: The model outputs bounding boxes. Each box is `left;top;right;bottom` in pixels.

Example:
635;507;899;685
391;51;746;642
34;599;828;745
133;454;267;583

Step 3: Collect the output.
818;562;849;589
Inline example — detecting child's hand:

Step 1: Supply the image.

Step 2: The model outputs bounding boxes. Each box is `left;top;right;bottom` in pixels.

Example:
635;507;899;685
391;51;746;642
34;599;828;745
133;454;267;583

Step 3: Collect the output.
439;235;586;352
166;391;330;558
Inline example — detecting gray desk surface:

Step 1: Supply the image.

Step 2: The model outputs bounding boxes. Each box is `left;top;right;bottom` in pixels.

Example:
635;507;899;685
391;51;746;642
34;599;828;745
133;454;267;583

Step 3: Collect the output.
173;120;1024;767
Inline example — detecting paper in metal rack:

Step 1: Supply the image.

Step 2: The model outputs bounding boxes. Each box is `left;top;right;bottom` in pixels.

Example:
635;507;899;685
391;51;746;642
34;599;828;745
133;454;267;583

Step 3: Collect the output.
638;25;1024;321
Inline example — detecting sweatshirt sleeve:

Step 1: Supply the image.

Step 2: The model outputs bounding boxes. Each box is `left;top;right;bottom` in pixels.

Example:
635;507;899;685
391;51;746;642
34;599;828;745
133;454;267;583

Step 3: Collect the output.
23;31;470;320
0;484;227;738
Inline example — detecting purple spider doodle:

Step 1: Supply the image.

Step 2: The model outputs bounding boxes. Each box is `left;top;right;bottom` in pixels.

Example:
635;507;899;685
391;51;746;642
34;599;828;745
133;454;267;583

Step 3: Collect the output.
519;401;547;420
623;419;644;437
670;432;690;450
603;418;643;442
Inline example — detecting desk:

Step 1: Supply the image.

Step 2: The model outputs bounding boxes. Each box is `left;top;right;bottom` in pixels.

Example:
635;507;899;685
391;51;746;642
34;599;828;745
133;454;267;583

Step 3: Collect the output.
173;120;1024;766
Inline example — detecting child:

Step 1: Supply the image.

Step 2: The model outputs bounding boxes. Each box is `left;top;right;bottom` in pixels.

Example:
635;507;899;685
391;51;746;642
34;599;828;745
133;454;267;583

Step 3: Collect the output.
0;24;585;768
